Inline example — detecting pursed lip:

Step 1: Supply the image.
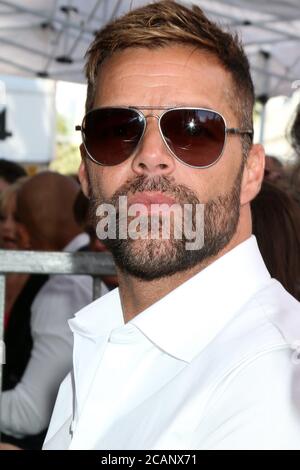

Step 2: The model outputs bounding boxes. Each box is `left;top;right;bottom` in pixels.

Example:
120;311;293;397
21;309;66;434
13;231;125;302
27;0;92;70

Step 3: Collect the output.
127;191;177;207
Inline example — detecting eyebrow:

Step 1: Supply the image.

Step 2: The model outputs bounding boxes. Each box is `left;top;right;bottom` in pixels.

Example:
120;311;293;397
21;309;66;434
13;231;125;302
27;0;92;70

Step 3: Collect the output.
127;104;216;110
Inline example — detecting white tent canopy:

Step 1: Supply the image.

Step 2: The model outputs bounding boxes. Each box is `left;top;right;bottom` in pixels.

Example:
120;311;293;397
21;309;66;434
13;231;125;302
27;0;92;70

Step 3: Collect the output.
0;0;299;99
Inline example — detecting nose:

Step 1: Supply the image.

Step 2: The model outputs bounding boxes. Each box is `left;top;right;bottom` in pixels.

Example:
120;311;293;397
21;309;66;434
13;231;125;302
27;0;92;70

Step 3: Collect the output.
131;114;176;177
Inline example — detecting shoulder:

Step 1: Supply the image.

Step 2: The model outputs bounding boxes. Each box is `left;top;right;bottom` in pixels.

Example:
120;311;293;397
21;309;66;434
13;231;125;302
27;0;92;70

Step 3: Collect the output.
30;275;95;332
191;282;300;449
224;278;300;355
33;274;93;299
195;346;300;449
246;278;300;348
194;278;300;403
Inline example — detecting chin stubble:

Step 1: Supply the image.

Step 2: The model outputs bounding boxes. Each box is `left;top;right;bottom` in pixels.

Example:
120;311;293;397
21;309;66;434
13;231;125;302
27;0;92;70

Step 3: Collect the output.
88;167;243;280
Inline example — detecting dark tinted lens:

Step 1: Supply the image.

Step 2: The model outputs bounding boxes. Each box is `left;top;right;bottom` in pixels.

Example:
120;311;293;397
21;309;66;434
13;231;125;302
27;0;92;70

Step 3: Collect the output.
160;109;226;167
82;108;144;165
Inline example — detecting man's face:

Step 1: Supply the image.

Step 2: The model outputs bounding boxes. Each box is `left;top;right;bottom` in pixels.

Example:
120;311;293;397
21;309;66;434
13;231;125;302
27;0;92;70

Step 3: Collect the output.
80;45;254;279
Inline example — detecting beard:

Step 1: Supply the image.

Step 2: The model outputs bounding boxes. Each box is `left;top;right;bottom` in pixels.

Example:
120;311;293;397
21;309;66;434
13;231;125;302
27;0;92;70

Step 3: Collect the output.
87;166;244;280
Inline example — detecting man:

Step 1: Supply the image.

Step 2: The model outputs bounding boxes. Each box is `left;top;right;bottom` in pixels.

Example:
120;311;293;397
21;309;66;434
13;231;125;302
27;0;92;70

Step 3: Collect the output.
44;1;300;450
0;172;107;448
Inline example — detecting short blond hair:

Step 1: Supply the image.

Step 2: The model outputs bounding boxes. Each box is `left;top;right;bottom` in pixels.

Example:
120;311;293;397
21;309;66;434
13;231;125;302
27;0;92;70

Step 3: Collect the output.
85;0;254;148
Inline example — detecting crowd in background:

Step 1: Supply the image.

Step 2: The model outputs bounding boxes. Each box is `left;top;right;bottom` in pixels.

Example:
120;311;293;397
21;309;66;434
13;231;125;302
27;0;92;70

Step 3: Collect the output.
0;102;299;449
251;103;300;301
0;167;113;449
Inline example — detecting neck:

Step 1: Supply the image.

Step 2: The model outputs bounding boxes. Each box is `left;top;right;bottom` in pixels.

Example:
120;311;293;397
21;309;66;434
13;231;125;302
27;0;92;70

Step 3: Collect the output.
117;264;201;322
117;230;251;323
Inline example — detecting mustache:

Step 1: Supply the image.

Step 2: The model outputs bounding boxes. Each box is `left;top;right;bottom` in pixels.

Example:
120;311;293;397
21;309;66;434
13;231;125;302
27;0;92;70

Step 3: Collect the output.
106;175;201;207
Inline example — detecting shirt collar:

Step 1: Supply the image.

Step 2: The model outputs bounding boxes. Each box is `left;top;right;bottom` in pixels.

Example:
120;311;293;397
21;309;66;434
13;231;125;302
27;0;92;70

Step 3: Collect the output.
70;236;271;362
63;233;90;252
69;287;124;338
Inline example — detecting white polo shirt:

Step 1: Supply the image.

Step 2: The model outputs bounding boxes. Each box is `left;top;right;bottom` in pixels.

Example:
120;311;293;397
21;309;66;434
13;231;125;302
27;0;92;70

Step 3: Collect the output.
43;236;300;450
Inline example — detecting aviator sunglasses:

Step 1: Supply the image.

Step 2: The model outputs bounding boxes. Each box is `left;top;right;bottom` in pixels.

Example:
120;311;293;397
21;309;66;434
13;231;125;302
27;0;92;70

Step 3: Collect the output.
76;106;253;169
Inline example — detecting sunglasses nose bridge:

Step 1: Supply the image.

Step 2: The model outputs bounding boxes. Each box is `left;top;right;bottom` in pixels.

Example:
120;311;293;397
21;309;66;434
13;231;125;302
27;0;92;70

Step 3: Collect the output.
141;112;165;143
145;112;159;117
143;112;160;123
131;111;177;175
138;112;163;144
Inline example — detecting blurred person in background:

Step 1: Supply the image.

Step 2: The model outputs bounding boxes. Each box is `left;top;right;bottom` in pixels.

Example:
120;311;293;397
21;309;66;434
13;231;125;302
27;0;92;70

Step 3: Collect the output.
286;104;300;206
287;163;300;207
0;159;27;248
0;176;50;450
290;103;300;157
0;171;107;449
0;159;26;194
73;190;118;290
252;180;300;301
0;178;31;326
264;155;285;183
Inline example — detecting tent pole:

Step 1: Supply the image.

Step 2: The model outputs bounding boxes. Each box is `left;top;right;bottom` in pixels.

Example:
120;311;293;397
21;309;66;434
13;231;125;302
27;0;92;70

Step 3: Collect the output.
257;50;270;144
259;99;267;144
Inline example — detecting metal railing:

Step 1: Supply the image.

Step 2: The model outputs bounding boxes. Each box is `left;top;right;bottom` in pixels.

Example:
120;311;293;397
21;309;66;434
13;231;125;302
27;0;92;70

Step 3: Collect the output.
0;249;116;437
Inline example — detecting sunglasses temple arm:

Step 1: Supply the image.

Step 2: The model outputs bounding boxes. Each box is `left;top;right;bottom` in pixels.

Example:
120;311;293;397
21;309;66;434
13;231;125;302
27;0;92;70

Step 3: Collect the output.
226;127;253;136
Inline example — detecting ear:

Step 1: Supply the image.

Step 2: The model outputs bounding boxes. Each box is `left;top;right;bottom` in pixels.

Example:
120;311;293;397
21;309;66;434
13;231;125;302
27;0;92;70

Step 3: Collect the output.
78;145;90;199
240;143;265;206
